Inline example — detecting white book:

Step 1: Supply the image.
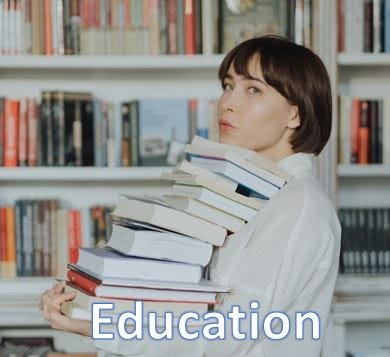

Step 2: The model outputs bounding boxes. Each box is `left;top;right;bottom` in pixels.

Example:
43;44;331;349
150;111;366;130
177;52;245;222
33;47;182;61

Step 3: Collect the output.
106;223;213;266
373;0;381;53
68;263;230;293
201;0;214;54
112;195;227;246
76;247;203;284
190;156;280;199
172;184;258;222
189;136;291;181
174;159;238;192
163;194;245;233
65;280;218;304
161;172;261;210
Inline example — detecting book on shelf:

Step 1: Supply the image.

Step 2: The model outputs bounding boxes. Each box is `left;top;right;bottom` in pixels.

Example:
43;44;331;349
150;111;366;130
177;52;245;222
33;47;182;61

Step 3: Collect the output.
338;0;390;53
106;221;213;266
0;94;219;168
339;207;390;275
1;0;215;55
219;0;312;52
338;96;390;164
74;247;203;284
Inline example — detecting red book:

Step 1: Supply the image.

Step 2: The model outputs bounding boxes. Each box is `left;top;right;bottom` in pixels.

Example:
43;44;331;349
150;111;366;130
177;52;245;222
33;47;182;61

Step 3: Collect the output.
68;210;78;263
184;0;195;54
4;99;19;167
44;0;53;55
0;208;7;268
67;268;99;295
350;98;361;164
358;100;370;164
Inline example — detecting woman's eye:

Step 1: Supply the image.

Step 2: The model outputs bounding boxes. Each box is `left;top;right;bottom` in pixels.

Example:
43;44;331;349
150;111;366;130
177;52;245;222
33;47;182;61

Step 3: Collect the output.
248;87;261;94
222;83;233;91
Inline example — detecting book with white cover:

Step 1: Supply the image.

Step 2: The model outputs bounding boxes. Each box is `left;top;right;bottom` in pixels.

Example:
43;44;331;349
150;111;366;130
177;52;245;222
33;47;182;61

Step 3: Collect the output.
112;195;227;246
190;156;280;199
163;194;245;232
172;184;259;221
190;136;291;181
106;223;213;266
161;172;262;210
67;263;231;293
64;284;211;312
186;144;287;188
75;247;203;284
174;159;238;192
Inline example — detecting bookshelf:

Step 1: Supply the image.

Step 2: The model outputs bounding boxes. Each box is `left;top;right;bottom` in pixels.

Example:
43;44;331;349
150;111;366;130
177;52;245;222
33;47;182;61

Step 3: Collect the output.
326;0;390;356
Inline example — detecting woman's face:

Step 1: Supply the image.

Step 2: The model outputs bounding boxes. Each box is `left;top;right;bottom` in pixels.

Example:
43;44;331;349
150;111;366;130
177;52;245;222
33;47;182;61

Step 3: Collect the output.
217;56;300;162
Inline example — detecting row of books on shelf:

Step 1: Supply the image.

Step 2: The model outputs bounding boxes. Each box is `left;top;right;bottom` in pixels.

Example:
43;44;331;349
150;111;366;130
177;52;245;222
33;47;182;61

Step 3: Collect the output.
338;0;390;53
59;136;291;324
0;93;218;167
338;96;390;164
339;207;390;275
0;0;313;56
0;200;113;278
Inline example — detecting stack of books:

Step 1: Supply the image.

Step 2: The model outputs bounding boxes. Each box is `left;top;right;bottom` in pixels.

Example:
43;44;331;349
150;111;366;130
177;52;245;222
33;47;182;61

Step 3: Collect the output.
61;136;290;323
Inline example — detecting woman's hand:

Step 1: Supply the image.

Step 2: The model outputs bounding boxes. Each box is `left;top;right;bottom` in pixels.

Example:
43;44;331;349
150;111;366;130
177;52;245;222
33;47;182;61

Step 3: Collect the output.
39;281;91;336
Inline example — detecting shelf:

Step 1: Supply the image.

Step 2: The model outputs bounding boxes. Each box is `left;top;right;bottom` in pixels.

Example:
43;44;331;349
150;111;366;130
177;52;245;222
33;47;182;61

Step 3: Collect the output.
0;55;225;70
0;167;171;182
337;164;390;177
0;277;53;300
334;275;390;296
338;53;390;66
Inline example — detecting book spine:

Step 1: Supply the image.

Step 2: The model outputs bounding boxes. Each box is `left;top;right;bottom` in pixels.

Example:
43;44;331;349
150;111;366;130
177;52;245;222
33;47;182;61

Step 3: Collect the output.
0;97;4;166
27;98;38;166
4;98;19;167
167;0;177;54
350;98;361;163
22;200;34;277
369;100;378;163
364;0;374;52
70;0;80;54
0;207;7;277
33;200;43;276
81;97;94;166
63;0;72;54
130;100;139;166
25;0;32;54
68;210;78;263
73;99;82;166
17;97;28;167
5;206;17;277
43;0;52;54
385;0;390;51
358;100;370;164
176;0;184;54
184;0;195;54
14;200;24;276
377;99;383;163
67;269;98;295
41;200;51;276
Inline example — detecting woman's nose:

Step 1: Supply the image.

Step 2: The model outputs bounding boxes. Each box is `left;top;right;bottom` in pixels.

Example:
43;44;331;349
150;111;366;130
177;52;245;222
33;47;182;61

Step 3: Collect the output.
221;91;239;113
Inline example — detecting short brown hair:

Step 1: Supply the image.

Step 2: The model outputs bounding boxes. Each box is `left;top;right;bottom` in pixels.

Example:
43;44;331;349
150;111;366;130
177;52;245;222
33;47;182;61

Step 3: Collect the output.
218;35;332;156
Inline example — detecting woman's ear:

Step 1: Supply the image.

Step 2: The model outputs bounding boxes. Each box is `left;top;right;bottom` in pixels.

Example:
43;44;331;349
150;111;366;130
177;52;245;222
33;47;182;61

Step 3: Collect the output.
287;106;300;129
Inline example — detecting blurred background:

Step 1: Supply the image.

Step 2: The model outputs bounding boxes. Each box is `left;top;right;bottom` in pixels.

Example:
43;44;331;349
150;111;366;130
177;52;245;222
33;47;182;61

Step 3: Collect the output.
0;0;389;356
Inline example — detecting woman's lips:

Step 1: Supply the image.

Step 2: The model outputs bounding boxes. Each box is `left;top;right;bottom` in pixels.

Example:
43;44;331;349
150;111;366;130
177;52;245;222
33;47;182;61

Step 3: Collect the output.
219;118;236;132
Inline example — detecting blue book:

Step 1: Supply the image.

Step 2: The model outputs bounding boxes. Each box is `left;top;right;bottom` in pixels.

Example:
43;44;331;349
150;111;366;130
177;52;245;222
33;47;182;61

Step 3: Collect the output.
138;98;190;166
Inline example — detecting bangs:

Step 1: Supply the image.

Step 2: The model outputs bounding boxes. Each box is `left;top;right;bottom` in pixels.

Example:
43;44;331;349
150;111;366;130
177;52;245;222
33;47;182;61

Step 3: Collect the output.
218;43;261;83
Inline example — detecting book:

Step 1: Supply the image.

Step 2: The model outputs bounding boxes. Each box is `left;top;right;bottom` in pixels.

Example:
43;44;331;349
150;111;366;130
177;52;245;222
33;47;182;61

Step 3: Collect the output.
67;262;230;293
65;280;217;304
161;172;262;210
112;195;227;246
190;156;280;199
138;98;189;166
106;223;213;266
74;247;203;284
171;184;259;222
189;136;291;181
163;194;245;233
173;159;238;192
66;270;219;304
186;144;287;188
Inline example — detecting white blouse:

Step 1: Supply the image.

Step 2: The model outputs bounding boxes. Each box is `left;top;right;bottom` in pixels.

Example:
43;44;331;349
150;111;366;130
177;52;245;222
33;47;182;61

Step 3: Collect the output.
93;152;341;356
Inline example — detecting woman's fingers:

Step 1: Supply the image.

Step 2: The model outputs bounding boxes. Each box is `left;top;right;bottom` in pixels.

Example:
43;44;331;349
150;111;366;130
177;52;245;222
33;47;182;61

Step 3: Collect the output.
39;282;65;311
42;291;76;322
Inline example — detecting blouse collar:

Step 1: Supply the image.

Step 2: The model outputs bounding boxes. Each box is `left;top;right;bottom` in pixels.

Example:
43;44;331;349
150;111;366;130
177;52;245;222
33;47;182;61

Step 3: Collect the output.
277;152;315;176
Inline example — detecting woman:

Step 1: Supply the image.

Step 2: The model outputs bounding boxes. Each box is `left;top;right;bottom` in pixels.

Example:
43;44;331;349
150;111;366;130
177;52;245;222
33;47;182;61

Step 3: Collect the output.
40;35;341;357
